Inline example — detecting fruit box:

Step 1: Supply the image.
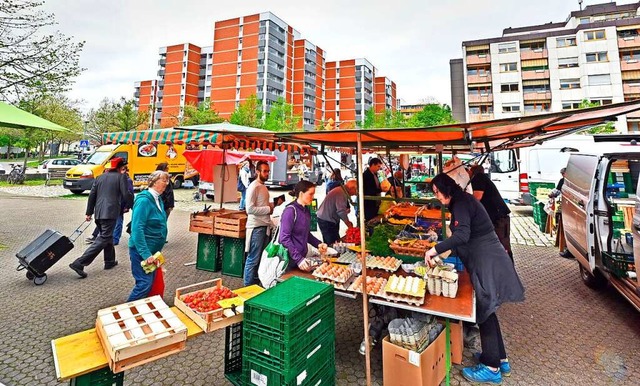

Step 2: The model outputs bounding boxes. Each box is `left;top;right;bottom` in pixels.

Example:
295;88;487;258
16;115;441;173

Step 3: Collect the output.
95;296;187;373
174;279;243;333
189;209;231;235
214;212;248;238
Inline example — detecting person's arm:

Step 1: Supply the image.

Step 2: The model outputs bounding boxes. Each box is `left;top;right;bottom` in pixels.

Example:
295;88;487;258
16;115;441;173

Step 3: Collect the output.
308;231;321;248
130;198;153;258
279;207;304;264
120;174;134;210
336;195;353;228
165;182;175;209
434;201;472;254
85;179;98;218
246;185;272;215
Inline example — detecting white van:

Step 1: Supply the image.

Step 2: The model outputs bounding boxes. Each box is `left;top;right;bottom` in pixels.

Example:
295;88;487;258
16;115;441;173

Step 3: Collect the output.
562;136;640;311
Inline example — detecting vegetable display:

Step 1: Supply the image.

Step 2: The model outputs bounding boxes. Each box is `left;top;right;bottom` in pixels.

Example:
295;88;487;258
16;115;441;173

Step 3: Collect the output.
181;286;236;313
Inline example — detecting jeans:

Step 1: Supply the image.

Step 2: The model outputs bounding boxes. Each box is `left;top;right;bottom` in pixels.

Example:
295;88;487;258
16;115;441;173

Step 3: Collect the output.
113;215;124;245
478;312;507;368
127;247;156;302
73;219;116;267
317;218;340;245
244;226;268;286
239;190;247;211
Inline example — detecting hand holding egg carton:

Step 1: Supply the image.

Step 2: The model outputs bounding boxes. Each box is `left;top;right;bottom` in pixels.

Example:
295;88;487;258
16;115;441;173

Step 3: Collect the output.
425;265;459;298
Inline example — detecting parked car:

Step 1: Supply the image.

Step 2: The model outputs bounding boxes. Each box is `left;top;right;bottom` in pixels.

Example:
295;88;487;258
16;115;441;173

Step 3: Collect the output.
37;158;81;174
0;163;5;175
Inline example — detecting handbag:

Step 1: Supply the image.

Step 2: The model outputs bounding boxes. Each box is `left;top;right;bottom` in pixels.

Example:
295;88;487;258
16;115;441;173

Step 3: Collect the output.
258;225;289;288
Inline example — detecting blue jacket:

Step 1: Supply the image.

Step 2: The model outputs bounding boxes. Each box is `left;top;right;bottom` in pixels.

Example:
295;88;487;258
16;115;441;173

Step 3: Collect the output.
129;189;167;258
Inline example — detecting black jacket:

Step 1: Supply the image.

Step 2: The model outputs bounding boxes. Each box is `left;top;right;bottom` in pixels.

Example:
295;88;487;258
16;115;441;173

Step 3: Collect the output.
86;172;134;220
362;168;381;221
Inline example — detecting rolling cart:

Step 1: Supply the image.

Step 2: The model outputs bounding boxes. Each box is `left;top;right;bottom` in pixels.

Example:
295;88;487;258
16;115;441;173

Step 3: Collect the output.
16;221;92;285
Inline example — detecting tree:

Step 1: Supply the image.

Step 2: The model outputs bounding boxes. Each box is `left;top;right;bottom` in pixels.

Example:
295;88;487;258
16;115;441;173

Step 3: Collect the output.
407;104;456;127
229;94;263;128
182;99;224;126
578;99;616;134
263;97;300;132
85;98;146;144
0;0;85;103
116;99;149;131
361;108;406;128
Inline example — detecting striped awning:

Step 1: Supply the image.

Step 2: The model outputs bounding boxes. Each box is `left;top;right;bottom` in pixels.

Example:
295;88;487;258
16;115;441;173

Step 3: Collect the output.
103;129;219;146
522;79;550;86
466;44;489;52
521;58;548;67
622;70;640;80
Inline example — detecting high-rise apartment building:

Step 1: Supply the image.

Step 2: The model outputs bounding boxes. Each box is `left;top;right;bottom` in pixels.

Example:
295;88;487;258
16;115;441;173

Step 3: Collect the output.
450;1;640;131
133;80;157;128
135;12;397;130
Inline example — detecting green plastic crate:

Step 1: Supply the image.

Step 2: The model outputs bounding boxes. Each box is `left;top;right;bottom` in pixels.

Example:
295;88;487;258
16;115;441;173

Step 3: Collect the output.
221;237;246;277
243;339;335;386
224;371;242;386
196;234;222;272
529;182;555;198
623;172;634;193
244;277;334;340
602;251;635;278
70;367;124;386
244;313;335;372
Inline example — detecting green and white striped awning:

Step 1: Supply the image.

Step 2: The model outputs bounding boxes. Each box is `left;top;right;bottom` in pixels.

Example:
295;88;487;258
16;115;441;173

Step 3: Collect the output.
103;128;220;145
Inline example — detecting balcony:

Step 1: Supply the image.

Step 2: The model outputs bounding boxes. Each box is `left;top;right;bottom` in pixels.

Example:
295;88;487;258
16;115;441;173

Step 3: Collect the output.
618;36;640;49
469;113;494;122
620;59;640;71
158;58;166;66
523;91;552;101
623;83;640;93
466;54;491;65
522;70;550;80
467;74;492;84
467;94;493;103
520;49;548;60
157;69;165;77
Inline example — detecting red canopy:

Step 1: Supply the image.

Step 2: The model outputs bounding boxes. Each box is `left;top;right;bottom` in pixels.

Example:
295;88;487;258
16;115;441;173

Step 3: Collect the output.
183;149;277;181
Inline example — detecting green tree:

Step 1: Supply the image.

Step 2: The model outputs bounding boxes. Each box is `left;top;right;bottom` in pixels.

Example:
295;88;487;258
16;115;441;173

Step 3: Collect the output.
229;94;263;128
407;104;456;127
0;128;22;159
361;108;406;128
182;99;224;126
263;97;300;132
116;99;149;131
85;98;148;144
578;99;616;134
0;0;85;102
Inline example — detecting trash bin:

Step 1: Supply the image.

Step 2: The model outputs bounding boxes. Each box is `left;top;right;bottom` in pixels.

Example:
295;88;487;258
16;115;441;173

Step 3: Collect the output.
196;234;222;272
222;237;246;277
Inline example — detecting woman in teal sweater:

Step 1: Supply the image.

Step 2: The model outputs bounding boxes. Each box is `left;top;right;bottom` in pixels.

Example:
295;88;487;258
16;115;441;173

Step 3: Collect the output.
127;171;170;301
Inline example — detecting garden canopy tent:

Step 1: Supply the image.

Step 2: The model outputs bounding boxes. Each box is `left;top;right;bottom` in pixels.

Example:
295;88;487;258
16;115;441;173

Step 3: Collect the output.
0;101;68;131
183;149;277;181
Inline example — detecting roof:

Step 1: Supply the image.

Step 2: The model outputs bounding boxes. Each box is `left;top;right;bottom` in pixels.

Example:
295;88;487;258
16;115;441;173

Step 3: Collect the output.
0;101;69;132
103;128;221;145
274;100;640;153
174;122;275;138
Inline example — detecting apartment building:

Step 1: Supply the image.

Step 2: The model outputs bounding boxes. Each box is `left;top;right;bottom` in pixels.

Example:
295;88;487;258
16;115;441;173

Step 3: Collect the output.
399;103;428;119
450;1;640;132
133;80;157;128
135;12;397;130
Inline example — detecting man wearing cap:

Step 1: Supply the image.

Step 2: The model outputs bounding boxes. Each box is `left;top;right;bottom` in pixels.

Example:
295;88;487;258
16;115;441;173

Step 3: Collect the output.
69;157;134;278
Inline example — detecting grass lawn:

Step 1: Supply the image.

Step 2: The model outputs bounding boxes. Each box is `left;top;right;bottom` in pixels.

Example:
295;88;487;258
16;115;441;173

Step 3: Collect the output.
0;179;62;187
59;193;87;199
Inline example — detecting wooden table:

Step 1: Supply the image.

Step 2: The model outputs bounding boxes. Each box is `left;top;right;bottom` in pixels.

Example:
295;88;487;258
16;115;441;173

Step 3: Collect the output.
51;307;203;382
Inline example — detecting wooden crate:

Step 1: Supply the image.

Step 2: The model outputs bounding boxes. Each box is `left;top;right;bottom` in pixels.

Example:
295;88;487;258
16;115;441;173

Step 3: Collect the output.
95;296;187;373
174;279;243;333
214;212;248;238
189;209;230;234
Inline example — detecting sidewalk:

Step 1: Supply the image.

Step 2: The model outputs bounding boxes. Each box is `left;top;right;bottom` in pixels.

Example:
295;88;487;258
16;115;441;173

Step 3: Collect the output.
510;205;555;248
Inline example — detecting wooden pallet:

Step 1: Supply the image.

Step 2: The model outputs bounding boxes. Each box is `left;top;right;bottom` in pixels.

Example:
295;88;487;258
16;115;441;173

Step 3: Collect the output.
174;279;243;333
95;296;187;373
189;210;231;234
214;212;247;238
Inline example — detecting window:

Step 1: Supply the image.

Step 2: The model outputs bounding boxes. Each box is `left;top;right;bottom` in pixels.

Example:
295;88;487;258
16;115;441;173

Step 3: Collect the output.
502;104;520;112
558;57;579;68
524;103;550;112
557;37;577;47
588;74;611;85
586;52;608;63
622;52;639;62
498;43;517;53
500;62;517;72
562;101;582;110
590;98;613;105
580;17;590;25
500;83;519;92
560;78;581;89
585;30;606;41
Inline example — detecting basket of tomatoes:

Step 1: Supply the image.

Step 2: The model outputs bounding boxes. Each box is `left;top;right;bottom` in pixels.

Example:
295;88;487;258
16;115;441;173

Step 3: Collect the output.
344;227;361;244
174;279;238;332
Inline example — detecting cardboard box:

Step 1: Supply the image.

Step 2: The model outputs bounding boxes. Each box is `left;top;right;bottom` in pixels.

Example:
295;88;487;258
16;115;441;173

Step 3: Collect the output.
437;318;463;365
383;329;446;386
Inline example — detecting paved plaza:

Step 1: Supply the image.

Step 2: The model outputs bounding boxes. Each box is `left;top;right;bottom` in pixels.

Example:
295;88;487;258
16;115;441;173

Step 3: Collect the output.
0;189;639;385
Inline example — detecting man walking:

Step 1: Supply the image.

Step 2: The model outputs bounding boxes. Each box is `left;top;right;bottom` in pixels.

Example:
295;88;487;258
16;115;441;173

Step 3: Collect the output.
244;161;274;286
69;158;134;278
317;179;357;245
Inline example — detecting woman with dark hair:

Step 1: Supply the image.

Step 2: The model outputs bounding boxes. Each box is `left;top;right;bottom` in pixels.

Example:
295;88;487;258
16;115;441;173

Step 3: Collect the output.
279;180;327;272
425;173;525;385
156;163;174;219
325;168;344;194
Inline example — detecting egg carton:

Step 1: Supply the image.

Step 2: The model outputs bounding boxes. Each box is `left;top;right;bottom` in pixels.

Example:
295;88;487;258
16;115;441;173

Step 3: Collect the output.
346;276;388;298
384;275;426;298
311;263;354;284
366;256;403;272
336;251;370;264
382;292;425;307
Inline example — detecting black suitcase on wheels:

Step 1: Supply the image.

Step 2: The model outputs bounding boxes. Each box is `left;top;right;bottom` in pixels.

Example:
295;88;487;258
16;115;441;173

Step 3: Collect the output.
16;222;90;285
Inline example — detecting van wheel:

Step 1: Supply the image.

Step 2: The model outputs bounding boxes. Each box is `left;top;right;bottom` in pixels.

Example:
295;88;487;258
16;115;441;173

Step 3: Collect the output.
70;189;84;194
579;265;607;289
173;177;183;189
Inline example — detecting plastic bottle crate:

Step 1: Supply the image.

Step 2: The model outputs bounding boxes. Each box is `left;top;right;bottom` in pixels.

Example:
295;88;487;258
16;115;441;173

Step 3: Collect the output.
602;251;635;278
221;237;246;277
224;322;243;374
70;367;124;386
243;339;335;386
244;277;334;341
243;315;335;372
528;182;555;198
196;234;222;272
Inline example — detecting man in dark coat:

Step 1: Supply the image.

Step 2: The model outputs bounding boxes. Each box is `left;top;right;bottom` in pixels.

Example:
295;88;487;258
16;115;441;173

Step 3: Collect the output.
69;158;134;278
362;157;383;222
156;163;175;218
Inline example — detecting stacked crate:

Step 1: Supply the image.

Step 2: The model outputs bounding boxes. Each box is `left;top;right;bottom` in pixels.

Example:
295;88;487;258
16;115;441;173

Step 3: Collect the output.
242;277;336;385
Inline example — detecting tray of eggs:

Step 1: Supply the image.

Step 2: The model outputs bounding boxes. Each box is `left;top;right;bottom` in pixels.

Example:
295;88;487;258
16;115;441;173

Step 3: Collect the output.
347;275;387;297
366;256;402;272
312;262;354;283
384;275;426;298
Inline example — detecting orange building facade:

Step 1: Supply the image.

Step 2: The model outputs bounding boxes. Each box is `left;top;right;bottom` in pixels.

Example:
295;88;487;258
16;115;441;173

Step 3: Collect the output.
374;76;397;113
325;58;376;128
133;80;157;128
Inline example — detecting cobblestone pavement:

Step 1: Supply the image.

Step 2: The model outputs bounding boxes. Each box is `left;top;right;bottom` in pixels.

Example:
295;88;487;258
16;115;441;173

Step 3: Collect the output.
0;191;639;385
509;205;555;248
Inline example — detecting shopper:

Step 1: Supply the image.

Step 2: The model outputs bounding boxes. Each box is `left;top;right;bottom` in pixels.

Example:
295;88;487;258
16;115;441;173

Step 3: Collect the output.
317;179;357;245
238;161;251;211
467;165;513;261
425;173;525;384
363;157;383;222
244;161;274;286
126;171;170;301
279;180;328;272
156;163;175;219
69;158;133;278
325;168;344;194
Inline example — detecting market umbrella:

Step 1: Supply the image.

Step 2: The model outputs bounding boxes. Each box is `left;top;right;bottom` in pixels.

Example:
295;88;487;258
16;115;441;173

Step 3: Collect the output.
183;148;277;181
0;101;69;131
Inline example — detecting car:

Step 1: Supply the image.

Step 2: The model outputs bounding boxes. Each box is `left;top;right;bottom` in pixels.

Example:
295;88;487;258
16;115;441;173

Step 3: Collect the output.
37;158;81;174
0;163;5;175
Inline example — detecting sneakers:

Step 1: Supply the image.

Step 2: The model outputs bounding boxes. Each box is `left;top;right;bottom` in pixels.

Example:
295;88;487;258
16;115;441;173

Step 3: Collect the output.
104;261;118;270
69;263;87;278
359;337;377;356
85;236;95;244
473;352;511;377
462;364;502;385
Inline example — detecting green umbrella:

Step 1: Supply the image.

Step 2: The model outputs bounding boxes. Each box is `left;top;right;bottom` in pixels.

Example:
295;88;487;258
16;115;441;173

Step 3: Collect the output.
0;101;69;131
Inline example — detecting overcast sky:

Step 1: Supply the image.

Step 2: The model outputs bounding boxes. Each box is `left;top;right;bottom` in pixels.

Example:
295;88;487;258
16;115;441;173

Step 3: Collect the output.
41;0;633;114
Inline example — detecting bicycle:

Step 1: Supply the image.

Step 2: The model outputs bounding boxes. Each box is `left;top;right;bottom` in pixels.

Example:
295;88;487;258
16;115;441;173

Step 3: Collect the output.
7;164;25;184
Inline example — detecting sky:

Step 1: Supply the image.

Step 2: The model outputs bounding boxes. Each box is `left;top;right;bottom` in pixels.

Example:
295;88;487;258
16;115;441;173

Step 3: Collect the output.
41;0;633;114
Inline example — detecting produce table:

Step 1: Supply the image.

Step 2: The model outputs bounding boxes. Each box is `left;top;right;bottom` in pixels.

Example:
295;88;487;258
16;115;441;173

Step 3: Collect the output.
51;307;203;382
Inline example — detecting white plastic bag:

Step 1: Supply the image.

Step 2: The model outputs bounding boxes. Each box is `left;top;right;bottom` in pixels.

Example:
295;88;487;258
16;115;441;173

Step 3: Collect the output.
257;226;289;288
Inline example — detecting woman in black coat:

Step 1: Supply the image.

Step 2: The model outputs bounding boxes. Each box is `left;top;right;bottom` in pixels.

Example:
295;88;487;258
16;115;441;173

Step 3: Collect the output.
425;173;525;385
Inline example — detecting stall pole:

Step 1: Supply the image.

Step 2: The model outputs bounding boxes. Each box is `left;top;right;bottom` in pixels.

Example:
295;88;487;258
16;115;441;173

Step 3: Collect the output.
356;133;372;386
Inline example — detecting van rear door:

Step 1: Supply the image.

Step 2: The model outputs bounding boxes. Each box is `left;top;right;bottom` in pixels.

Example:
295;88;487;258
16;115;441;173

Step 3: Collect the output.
563;154;600;270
